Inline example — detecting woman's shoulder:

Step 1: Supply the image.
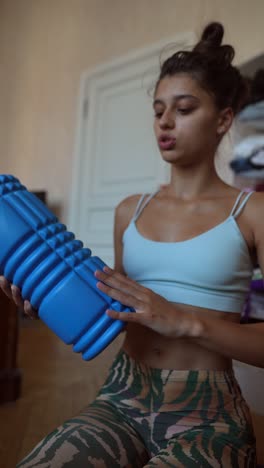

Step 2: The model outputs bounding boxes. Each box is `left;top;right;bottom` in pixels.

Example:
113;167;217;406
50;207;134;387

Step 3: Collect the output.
115;193;146;231
246;191;264;228
115;185;163;225
116;193;144;210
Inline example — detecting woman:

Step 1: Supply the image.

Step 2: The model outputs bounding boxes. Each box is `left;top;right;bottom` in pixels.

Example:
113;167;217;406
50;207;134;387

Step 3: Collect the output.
1;22;263;467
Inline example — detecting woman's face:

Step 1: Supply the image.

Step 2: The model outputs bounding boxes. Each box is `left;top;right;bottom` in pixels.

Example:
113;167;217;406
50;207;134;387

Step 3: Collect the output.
153;73;231;167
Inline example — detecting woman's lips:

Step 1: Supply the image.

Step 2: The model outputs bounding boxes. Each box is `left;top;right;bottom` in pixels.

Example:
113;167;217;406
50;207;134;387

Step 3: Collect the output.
158;138;176;150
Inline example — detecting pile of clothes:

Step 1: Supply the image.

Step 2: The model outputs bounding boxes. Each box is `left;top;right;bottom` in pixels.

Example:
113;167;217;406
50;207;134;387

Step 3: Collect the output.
230;68;264;180
242;268;264;322
230;133;264;179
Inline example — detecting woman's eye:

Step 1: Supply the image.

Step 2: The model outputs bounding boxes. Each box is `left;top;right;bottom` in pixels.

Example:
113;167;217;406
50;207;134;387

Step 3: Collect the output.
154;108;194;118
177;108;192;114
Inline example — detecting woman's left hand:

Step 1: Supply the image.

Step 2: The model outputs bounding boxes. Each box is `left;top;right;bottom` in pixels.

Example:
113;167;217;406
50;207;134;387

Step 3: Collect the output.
95;266;196;338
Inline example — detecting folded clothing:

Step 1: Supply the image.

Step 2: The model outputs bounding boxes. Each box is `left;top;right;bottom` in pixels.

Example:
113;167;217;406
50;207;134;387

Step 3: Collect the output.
230;134;264;177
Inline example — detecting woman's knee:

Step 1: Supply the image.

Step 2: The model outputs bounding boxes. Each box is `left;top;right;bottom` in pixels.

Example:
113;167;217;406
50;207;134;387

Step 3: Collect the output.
17;401;149;467
144;430;256;468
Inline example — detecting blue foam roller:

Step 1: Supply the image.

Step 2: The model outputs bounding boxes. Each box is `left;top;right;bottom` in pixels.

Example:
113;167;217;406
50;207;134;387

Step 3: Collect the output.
0;174;133;360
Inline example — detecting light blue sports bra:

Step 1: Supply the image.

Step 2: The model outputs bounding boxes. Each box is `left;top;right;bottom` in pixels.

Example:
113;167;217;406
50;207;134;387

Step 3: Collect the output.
122;189;255;313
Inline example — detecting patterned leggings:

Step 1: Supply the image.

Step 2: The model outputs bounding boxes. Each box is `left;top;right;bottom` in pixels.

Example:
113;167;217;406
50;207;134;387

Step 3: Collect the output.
17;349;256;467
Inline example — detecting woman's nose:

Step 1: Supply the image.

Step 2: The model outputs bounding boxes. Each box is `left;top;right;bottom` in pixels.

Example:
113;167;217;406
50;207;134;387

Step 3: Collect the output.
159;111;175;129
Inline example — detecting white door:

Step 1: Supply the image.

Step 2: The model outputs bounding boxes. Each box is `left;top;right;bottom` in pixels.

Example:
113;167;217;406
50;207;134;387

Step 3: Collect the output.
69;32;196;266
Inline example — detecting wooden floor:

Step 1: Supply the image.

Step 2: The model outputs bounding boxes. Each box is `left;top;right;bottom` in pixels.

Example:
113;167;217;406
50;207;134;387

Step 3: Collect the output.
0;319;124;467
0;320;263;467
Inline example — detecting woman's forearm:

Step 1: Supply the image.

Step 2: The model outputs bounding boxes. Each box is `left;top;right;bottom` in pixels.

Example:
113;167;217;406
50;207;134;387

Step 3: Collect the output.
189;314;264;368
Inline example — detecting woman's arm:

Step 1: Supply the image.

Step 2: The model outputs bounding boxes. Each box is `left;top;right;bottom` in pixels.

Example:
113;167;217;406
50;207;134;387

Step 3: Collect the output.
112;195;143;331
113;193;144;272
113;197;131;275
193;316;264;368
187;192;264;368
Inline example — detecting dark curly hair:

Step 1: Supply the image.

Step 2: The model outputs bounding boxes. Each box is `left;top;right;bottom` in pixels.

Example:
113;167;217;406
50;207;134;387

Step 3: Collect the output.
155;22;249;115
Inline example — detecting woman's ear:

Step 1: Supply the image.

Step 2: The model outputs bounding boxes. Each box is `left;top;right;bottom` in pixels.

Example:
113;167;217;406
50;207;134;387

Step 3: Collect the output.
216;107;234;136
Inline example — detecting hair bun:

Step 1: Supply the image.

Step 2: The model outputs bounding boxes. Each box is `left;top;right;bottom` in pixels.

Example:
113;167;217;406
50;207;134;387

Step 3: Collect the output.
201;22;224;47
193;22;234;67
156;21;247;115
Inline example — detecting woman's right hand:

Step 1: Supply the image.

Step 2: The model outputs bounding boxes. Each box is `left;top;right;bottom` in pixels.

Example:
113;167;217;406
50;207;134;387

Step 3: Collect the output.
0;276;38;318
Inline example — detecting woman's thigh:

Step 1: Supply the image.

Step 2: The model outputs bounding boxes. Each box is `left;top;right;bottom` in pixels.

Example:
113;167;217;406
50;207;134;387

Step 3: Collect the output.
17;400;149;468
146;366;256;465
145;429;257;468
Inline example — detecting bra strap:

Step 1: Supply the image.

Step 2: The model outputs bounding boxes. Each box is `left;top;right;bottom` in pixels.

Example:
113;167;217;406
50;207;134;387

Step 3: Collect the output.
230;191;245;216
133;189;160;221
231;191;255;219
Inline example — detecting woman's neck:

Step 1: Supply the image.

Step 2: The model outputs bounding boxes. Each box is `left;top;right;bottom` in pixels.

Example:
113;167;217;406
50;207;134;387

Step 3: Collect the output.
167;164;225;200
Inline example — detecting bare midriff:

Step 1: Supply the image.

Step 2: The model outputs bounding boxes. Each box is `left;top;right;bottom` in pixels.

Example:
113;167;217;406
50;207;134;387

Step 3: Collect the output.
122;302;240;370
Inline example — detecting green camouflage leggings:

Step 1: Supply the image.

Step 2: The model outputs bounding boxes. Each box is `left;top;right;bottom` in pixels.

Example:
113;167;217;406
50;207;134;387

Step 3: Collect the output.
17;349;256;467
